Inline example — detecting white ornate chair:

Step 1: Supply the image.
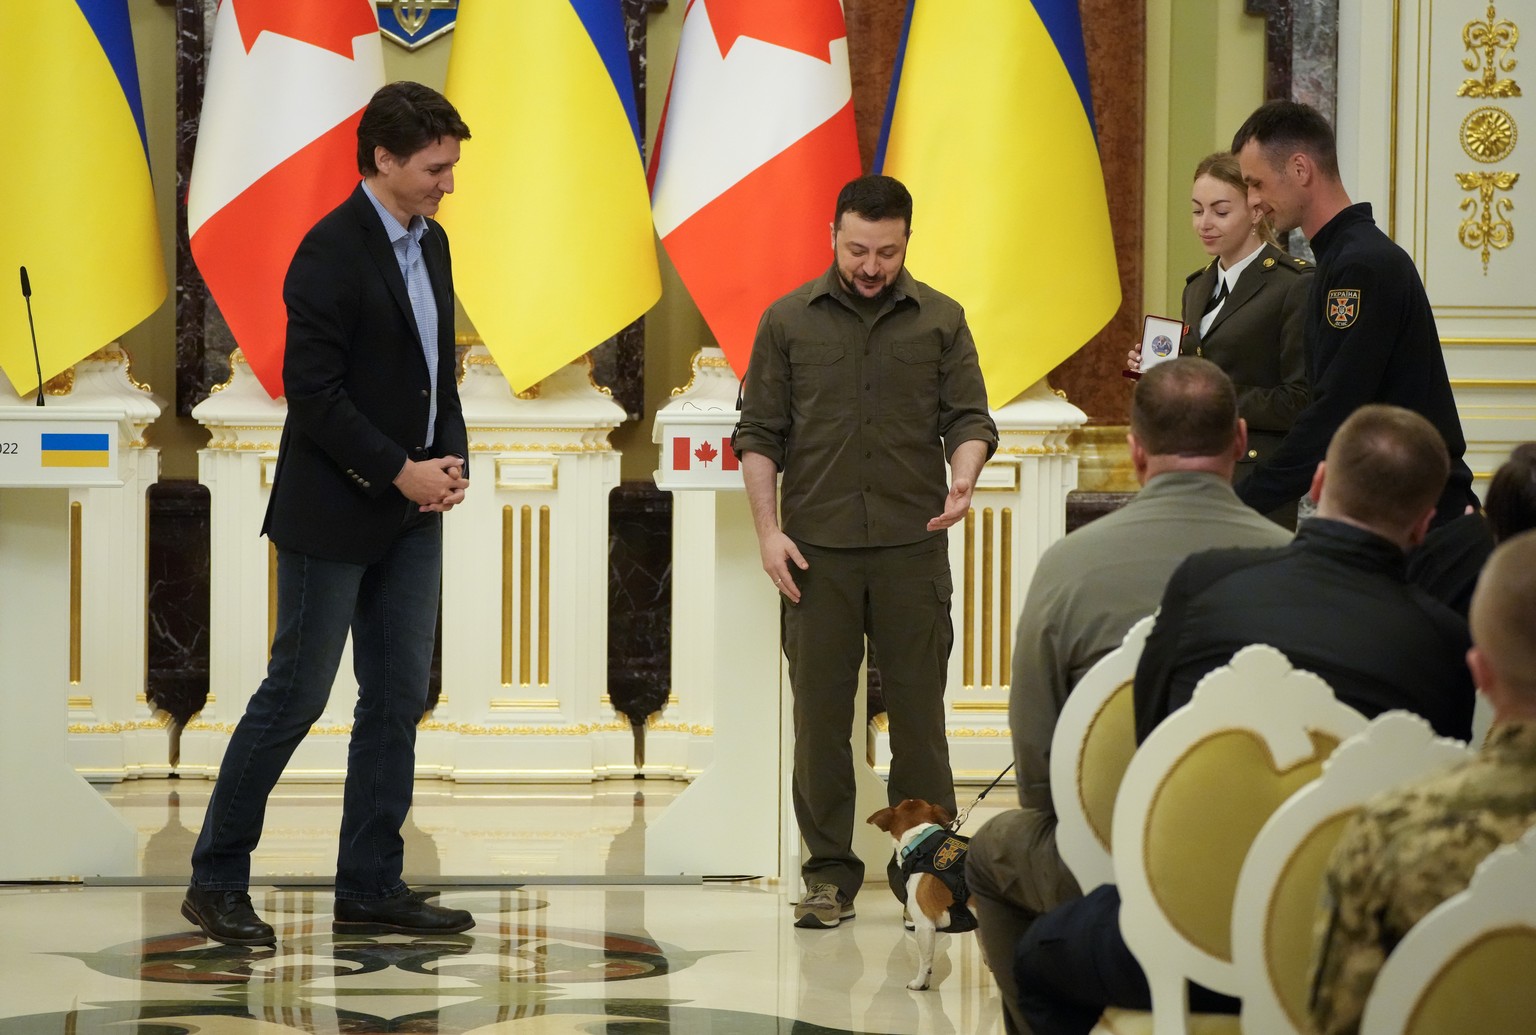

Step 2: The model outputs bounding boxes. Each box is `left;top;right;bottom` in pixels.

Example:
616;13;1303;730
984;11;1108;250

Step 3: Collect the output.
1229;711;1474;1035
1358;823;1536;1035
1050;614;1155;892
1097;644;1368;1035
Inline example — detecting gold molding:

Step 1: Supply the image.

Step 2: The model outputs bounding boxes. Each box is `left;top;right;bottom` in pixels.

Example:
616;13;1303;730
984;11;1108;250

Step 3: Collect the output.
67;696;92;709
1461;106;1517;161
1459;1;1522;98
962;510;975;687
69;502;82;683
1451;378;1536;387
539;505;551;685
981;508;995;688
1443;336;1536;346
489;699;559;711
951;701;1008;713
1001;507;1013;679
1455;170;1519;274
520;505;533;685
670;349;735;397
501;506;514;686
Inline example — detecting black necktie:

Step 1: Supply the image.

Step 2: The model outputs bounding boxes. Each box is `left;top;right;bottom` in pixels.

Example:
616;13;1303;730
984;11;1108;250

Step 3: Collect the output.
1204;279;1228;315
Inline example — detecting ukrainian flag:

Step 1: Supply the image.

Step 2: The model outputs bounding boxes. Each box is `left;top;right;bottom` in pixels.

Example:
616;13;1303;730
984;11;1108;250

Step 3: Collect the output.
41;433;112;469
877;0;1120;408
441;0;661;394
0;0;167;393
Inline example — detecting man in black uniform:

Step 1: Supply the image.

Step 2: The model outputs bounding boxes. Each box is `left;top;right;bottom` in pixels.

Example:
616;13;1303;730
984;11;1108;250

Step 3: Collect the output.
1231;100;1476;527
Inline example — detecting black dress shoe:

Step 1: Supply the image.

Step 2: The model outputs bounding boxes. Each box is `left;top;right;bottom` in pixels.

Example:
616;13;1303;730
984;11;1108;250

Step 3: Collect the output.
181;886;276;946
333;888;475;935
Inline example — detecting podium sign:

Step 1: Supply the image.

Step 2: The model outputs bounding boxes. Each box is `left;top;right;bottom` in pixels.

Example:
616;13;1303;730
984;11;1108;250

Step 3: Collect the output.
654;419;741;491
0;415;121;487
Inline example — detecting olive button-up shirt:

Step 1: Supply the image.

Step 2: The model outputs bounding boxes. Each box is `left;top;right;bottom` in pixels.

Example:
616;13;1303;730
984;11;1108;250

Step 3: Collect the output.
733;266;998;548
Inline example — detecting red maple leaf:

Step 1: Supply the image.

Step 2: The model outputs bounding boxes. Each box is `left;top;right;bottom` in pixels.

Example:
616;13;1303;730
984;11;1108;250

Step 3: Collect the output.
694;440;719;466
707;0;847;62
233;0;377;59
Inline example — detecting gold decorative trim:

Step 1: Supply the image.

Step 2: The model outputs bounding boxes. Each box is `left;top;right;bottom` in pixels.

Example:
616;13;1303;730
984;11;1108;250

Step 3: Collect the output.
70;717;171;734
1459;2;1522;98
461;348;540;398
1451;378;1536;387
1443;336;1536;346
208;348;245;395
44;367;75;396
267;541;278;656
469;441;613;453
69;502;82;683
67;696;92;709
670;350;735;397
520;505;533;686
981;508;995;688
495;457;558;491
501;506;514;686
105;342;152;394
951;701;1008;712
489;699;559;711
539;505;551;686
1455;170;1520;274
962;510;975;687
1001;507;1013;680
1461;106;1517;162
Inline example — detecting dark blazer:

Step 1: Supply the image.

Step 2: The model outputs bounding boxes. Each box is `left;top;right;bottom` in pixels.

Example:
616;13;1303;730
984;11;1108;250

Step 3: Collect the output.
262;184;468;565
1180;242;1312;469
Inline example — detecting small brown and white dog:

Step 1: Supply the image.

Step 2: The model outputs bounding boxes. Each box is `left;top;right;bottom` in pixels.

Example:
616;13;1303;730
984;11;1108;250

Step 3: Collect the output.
868;799;976;990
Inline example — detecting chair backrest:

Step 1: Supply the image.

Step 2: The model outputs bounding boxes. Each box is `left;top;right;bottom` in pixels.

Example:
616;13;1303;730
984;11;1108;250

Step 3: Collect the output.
1359;824;1536;1035
1111;644;1368;1035
1231;711;1474;1035
1050;614;1154;890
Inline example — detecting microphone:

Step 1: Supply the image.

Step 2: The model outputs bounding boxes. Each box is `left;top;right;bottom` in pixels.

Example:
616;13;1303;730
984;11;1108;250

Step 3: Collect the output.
19;265;43;406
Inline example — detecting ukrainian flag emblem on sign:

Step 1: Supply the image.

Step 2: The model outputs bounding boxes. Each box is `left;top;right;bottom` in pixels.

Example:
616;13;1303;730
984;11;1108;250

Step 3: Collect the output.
40;433;111;468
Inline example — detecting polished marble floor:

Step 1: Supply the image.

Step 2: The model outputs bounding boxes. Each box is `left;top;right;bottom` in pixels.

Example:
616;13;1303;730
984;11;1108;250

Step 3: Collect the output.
0;778;1011;1033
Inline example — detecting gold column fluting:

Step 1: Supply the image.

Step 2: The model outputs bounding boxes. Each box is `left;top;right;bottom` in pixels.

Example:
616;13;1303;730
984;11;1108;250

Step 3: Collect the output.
538;505;551;685
501;505;514;686
981;508;995;687
267;541;278;655
69;502;83;683
1001;507;1013;683
520;504;533;686
962;509;976;687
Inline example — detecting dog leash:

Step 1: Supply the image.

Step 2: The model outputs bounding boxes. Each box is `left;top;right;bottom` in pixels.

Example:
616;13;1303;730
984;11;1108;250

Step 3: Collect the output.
948;761;1015;832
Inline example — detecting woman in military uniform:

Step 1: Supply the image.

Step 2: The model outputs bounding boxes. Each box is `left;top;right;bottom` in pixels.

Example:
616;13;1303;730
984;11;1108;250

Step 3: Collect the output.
1130;152;1313;527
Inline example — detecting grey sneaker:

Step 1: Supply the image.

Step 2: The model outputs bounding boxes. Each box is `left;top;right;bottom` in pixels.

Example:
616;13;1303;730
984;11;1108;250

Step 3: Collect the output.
794;882;855;929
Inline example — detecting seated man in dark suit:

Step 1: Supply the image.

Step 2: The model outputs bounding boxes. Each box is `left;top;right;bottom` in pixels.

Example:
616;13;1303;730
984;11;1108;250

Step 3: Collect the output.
1011;404;1475;1035
1134;403;1474;743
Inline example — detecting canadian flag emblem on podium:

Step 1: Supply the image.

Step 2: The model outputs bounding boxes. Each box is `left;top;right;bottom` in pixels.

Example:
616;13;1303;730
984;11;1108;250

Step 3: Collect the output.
671;435;739;473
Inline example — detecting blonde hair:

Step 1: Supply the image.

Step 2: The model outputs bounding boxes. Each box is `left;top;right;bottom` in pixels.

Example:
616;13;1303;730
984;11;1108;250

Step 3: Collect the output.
1193;152;1279;248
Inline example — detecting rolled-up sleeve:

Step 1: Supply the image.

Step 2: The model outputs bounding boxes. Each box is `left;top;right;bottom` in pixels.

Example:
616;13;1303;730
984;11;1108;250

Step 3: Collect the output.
937;315;998;462
732;309;791;469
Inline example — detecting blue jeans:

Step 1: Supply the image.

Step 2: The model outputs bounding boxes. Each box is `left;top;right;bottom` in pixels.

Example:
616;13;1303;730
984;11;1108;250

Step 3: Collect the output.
191;513;441;900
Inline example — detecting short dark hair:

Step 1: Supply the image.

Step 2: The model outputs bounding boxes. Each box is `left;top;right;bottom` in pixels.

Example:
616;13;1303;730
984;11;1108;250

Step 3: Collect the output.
1485;442;1536;543
1230;100;1339;179
1469;530;1536;696
1130;357;1239;457
357;81;471;176
1324;405;1449;531
834;175;913;234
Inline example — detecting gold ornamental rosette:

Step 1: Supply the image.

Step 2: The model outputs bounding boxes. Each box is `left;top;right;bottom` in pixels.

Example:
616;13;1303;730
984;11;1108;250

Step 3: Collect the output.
1456;3;1522;274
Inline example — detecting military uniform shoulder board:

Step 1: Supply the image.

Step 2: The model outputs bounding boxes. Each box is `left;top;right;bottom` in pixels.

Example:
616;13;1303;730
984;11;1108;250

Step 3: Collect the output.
1186;257;1219;284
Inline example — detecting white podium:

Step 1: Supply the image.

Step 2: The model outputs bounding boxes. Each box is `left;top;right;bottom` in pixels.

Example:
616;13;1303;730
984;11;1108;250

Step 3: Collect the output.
0;404;137;878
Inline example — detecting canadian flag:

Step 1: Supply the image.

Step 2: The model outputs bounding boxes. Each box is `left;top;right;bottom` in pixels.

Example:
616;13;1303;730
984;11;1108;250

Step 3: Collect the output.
672;435;740;472
649;0;861;376
187;0;384;398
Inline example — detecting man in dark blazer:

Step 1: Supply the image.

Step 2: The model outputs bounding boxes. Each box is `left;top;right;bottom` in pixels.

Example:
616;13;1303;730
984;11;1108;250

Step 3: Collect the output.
183;82;474;945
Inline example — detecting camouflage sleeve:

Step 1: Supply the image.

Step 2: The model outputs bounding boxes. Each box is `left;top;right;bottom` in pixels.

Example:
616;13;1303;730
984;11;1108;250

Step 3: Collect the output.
1308;811;1394;1035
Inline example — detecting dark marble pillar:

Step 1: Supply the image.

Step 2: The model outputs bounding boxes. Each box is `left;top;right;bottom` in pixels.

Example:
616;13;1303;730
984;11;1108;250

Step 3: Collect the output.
608;483;673;741
146;481;210;722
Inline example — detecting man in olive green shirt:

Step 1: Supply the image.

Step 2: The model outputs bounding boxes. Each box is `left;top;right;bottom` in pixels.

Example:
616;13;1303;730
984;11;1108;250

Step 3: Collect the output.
733;175;998;929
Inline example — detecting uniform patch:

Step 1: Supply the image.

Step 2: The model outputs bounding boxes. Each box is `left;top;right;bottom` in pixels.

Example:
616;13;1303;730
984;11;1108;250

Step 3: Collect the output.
1327;289;1361;328
933;836;967;871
